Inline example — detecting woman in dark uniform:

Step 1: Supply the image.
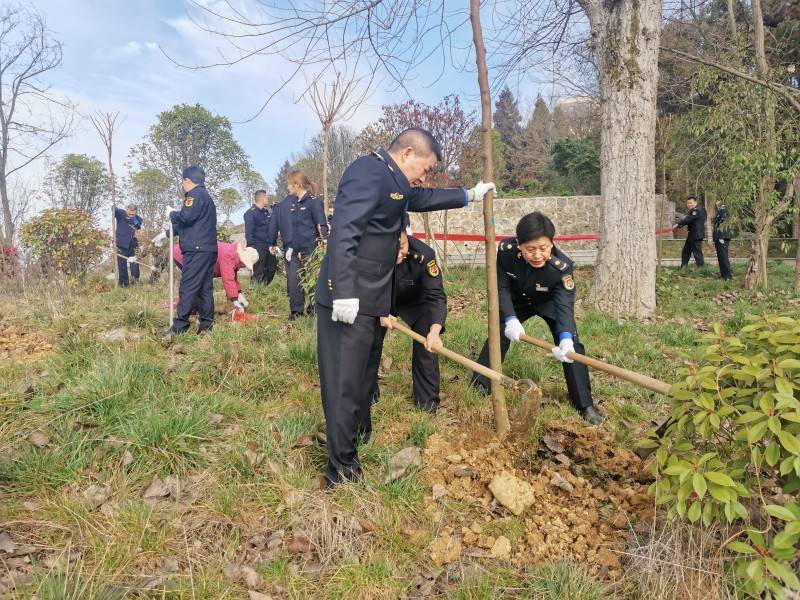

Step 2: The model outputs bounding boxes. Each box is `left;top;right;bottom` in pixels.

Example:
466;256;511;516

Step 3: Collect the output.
472;211;603;425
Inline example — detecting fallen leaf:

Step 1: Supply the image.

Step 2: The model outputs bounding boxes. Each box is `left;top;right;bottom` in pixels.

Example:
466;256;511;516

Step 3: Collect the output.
549;472;574;495
248;592;273;600
291;433;313;448
287;535;313;554
82;483;112;510
208;413;224;425
122;450;134;467
143;475;170;499
0;532;17;554
23;500;41;512
28;430;49;448
541;434;565;454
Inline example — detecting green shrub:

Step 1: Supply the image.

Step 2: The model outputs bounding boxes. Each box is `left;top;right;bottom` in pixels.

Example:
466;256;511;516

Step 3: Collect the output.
643;314;800;598
20;208;108;284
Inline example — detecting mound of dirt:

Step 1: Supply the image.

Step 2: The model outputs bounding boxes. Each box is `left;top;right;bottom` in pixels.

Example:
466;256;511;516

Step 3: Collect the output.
422;419;654;579
0;325;53;362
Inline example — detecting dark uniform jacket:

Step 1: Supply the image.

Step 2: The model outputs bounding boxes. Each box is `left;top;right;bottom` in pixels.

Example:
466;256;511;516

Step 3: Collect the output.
243;204;273;250
170;184;218;252
394;236;447;328
114;208;142;249
498;240;577;336
316;148;467;317
677;206;707;241
713;205;732;241
266;193;328;254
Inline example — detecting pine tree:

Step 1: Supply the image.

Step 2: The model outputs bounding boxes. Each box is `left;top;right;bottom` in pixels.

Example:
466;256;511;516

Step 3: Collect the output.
274;160;292;200
509;96;553;193
493;87;522;146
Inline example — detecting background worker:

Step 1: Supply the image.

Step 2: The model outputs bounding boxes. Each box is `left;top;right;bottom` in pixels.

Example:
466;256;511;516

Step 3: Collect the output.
315;127;495;487
713;203;733;281
114;203;142;287
268;170;328;320
471;211;603;425
674;196;707;268
243;189;277;286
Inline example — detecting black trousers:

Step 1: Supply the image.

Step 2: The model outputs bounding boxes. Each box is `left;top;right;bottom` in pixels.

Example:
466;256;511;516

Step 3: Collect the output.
172;251;217;334
317;303;381;485
117;245;140;287
472;308;593;411
714;239;732;280
286;254;307;315
368;306;440;408
252;248;277;285
681;239;705;267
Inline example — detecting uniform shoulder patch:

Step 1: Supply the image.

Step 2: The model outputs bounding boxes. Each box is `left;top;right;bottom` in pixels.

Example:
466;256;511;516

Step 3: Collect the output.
427;259;440;277
184;198;194;207
562;274;575;291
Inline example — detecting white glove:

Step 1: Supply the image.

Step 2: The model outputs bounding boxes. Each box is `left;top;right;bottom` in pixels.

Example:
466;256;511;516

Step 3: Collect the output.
126;256;137;264
285;248;294;262
552;338;575;363
152;231;168;247
470;181;496;202
504;318;525;343
332;298;359;324
233;300;245;312
237;293;248;308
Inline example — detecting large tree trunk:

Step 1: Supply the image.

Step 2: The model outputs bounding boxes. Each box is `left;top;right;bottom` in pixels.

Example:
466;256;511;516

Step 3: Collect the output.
744;0;776;290
795;181;800;295
470;0;509;435
582;0;662;319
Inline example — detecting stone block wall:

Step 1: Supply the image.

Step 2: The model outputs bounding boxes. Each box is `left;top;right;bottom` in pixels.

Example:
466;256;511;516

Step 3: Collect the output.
409;195;674;266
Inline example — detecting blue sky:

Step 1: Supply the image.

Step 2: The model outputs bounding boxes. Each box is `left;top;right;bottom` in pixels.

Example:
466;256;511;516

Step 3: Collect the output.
29;0;554;220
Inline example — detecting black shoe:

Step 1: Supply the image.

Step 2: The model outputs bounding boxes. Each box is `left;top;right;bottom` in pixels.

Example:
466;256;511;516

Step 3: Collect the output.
305;305;316;317
580;405;604;426
416;400;439;414
288;312;300;322
470;379;490;396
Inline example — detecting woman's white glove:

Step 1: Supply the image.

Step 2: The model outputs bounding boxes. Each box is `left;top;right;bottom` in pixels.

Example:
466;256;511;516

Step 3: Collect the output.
332;298;359;324
237;293;248;308
285;248;294;262
552;338;575;363
504;318;525;343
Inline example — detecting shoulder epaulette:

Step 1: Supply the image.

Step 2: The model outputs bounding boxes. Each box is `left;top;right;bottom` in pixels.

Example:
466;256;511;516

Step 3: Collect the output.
548;255;569;272
499;239;518;253
410;252;425;264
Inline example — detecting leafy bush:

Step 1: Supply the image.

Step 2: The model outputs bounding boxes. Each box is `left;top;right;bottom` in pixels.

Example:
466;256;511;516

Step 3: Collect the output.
0;246;20;279
20;209;108;284
643;314;800;598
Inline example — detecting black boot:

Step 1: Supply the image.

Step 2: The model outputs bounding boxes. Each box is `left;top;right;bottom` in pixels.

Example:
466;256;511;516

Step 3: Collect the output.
580;405;604;426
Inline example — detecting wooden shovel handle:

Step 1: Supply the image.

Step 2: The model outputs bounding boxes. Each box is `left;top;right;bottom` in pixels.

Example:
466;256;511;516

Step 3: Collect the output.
390;321;515;386
520;334;672;396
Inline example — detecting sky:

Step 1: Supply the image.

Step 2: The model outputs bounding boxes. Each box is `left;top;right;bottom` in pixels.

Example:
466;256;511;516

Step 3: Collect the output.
25;0;556;223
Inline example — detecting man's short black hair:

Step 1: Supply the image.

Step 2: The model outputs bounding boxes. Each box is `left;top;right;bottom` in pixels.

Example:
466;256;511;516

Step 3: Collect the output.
516;211;556;244
254;189;268;198
182;165;205;185
687;195;698;202
388;128;443;162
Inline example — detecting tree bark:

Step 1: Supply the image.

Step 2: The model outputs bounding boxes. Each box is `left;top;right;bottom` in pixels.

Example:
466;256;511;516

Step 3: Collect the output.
0;171;13;244
725;0;737;40
470;0;509;435
795;179;800;295
322;123;330;215
744;0;775;290
582;0;662;319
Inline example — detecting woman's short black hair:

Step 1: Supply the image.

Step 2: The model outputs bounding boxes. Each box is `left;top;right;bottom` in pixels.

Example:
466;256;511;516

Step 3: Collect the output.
516;212;556;243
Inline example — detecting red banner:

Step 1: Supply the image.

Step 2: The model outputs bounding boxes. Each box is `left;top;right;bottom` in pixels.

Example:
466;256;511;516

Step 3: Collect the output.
412;227;675;243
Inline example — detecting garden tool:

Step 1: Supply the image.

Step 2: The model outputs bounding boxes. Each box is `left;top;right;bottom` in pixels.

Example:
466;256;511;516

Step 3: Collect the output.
114;252;156;271
168;220;174;328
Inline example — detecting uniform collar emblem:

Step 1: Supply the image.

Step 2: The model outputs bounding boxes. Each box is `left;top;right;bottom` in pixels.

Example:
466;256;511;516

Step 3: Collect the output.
390;192;404;201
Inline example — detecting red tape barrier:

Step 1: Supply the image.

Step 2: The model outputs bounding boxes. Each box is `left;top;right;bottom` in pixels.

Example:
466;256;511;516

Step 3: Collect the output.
412;226;675;243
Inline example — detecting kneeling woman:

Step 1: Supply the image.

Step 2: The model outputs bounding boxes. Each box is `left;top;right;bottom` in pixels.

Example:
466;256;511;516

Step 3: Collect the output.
472;211;603;425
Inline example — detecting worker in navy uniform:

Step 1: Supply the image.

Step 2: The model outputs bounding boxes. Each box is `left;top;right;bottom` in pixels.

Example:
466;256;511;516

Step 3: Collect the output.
712;203;733;281
471;211;603;425
674;196;707;268
165;165;218;337
114;203;142;287
315;128;496;486
366;225;447;416
268;169;328;320
243;189;277;286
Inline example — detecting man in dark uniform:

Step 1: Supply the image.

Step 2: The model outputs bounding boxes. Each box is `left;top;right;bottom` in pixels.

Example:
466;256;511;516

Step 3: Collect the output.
165;166;218;337
367;228;447;415
674;196;707;268
315;127;496;486
114;203;142;287
267;182;328;320
713;203;733;281
243;189;277;286
471;212;603;425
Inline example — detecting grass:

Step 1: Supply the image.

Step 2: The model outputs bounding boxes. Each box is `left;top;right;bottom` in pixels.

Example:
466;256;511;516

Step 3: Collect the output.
0;261;796;597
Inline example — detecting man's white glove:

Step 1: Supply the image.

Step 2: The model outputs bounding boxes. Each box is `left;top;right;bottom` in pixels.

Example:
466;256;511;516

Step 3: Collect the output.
471;180;496;202
126;256;137;264
233;300;245;312
552;338;575;363
285;248;294;262
504;318;525;343
237;293;248;308
332;298;359;324
152;231;168;247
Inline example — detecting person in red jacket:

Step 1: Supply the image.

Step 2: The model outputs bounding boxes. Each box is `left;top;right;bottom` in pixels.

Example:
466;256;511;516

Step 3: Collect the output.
173;241;258;311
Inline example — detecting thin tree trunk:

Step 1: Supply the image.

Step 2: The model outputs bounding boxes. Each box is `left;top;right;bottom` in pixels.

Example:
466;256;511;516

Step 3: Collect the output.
583;0;662;319
795;181;800;295
0;173;13;244
322;123;330;215
726;0;737;40
107;140;118;288
744;0;775;290
470;0;509;435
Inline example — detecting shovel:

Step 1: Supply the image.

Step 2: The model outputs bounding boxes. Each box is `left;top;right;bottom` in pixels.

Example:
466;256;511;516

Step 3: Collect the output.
389;321;541;432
